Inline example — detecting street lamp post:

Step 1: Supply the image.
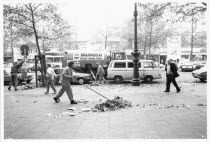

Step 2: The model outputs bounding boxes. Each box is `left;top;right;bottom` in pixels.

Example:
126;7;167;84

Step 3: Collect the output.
131;3;140;86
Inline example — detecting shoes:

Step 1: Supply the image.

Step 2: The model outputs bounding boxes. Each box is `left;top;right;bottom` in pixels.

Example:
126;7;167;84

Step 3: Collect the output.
8;87;11;91
45;92;49;94
164;90;169;92
14;88;18;91
177;89;181;93
53;97;60;103
52;92;57;94
71;100;77;104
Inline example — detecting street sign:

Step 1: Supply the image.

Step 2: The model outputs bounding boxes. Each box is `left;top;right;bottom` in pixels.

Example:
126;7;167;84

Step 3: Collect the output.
20;45;30;56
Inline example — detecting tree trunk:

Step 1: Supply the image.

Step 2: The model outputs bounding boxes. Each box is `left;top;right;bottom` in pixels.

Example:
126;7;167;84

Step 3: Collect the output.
149;19;153;58
10;20;14;62
190;15;194;61
29;4;45;86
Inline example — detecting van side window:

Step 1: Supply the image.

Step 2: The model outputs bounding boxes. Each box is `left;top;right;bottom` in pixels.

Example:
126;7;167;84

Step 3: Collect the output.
128;62;133;68
114;62;126;68
144;62;153;68
128;62;141;68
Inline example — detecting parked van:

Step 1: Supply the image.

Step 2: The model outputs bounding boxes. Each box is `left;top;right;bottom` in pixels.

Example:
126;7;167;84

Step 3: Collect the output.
107;60;162;83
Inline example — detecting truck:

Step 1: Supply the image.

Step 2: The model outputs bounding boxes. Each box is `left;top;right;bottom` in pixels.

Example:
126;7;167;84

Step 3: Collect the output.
62;50;110;78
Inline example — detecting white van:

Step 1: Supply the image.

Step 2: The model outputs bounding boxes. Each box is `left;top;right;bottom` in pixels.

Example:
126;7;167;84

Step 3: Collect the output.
107;60;162;83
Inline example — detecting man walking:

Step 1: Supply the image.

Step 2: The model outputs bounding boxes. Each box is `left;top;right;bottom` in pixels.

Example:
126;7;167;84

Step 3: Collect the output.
164;59;181;93
53;61;77;104
8;60;24;91
45;64;57;94
96;62;106;84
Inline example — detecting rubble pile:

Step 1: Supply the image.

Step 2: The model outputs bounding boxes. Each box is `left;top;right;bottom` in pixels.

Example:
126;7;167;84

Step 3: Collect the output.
22;86;34;90
93;96;132;112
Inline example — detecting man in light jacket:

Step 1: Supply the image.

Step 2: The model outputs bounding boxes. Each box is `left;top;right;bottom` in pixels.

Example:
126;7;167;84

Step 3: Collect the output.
53;61;77;104
45;64;57;94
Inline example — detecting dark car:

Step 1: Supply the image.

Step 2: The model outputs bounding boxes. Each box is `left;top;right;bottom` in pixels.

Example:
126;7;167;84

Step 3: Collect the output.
192;66;207;82
38;68;92;86
4;68;34;85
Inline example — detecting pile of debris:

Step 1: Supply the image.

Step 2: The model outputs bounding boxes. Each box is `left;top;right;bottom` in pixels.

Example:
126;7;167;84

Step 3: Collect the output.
22;85;34;90
93;96;132;112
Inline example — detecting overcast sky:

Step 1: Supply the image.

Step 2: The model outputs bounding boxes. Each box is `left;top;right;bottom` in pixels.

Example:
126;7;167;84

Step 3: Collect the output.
58;0;135;41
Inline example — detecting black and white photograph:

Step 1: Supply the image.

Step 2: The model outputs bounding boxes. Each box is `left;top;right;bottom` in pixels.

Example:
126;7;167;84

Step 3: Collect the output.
0;0;209;141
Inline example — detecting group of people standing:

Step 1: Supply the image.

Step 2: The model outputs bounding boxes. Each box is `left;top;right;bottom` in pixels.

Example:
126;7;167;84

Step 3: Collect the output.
7;59;181;105
45;61;106;105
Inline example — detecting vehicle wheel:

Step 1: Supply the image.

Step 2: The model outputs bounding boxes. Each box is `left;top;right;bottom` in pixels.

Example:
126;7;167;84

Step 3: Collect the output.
77;78;85;85
200;79;205;82
114;76;122;84
144;76;153;83
182;69;184;72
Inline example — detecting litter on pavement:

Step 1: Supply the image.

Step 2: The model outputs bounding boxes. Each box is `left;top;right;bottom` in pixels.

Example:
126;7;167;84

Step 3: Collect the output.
67;107;76;111
92;96;132;112
81;108;91;112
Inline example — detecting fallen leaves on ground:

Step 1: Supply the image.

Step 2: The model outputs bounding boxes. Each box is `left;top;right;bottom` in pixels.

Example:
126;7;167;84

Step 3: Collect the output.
93;96;132;112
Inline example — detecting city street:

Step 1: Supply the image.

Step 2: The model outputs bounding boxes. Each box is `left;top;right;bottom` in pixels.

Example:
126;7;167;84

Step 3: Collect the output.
4;71;207;139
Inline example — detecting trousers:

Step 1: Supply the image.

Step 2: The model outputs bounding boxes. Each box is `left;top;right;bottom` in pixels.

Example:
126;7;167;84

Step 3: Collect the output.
165;74;180;91
55;82;73;102
9;73;18;89
46;79;56;93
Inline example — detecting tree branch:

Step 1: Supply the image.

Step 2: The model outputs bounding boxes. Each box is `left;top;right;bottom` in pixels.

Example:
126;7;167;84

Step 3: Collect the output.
33;4;41;12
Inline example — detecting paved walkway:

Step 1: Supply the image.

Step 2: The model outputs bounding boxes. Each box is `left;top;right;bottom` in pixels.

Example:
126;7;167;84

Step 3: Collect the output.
3;81;207;139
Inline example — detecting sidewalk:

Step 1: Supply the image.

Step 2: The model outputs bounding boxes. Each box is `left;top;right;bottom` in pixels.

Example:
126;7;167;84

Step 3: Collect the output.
4;81;207;139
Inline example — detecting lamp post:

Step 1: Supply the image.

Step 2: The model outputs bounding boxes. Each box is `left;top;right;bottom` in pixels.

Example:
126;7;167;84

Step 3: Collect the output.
131;3;140;86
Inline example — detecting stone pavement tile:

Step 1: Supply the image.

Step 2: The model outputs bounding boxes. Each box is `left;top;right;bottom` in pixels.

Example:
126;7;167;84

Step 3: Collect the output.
37;121;54;127
192;131;207;139
97;112;110;118
72;133;92;139
39;134;58;139
56;132;76;139
61;126;80;133
159;132;180;139
22;132;44;139
141;130;161;139
152;120;170;128
156;127;176;135
124;132;144;139
44;129;61;135
4;125;22;134
48;123;66;130
124;127;141;133
28;126;49;133
186;125;207;132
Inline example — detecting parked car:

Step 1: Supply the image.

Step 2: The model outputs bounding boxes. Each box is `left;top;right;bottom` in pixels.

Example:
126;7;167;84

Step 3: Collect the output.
193;62;206;70
192;65;207;82
180;62;196;72
4;68;34;85
37;68;92;85
31;63;41;71
107;60;162;83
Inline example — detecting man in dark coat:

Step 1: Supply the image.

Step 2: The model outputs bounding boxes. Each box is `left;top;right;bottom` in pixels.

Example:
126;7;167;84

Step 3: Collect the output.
8;60;24;91
164;59;181;93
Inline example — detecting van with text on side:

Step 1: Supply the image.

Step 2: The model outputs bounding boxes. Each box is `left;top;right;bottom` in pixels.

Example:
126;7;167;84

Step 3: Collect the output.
107;60;162;83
